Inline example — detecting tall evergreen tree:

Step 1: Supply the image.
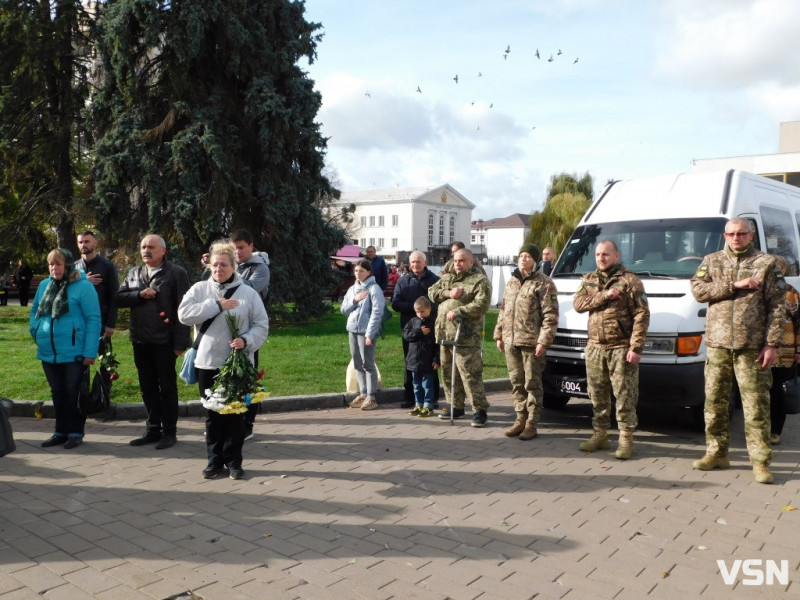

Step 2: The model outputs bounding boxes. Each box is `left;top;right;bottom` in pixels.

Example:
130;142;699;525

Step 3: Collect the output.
0;0;94;262
526;172;594;254
90;0;344;316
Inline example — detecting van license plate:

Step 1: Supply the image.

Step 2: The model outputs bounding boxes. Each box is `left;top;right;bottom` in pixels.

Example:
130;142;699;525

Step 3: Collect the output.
559;377;588;397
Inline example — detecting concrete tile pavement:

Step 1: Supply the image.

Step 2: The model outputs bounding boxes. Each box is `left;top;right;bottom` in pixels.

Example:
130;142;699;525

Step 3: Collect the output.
1;393;798;600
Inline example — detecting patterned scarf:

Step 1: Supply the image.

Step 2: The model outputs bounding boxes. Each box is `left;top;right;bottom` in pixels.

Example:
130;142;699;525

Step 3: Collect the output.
36;249;75;320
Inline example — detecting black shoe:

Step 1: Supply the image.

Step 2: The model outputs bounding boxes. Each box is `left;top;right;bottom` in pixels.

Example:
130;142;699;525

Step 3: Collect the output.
203;464;225;479
228;465;245;480
400;400;415;409
154;433;177;450
130;432;161;446
438;406;465;420
471;409;488;428
41;435;67;448
63;437;83;449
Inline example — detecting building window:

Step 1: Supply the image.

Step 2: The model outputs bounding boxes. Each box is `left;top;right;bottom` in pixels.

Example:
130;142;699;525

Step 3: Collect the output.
471;234;476;243
378;238;384;249
369;238;375;247
392;215;399;227
449;214;456;243
428;213;434;247
439;214;445;245
379;216;384;227
360;238;366;247
369;216;375;227
360;216;366;227
391;238;398;248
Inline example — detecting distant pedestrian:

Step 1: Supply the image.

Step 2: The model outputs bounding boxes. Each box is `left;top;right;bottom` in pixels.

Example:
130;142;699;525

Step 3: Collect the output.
342;259;385;411
15;259;33;306
365;245;389;290
402;296;440;417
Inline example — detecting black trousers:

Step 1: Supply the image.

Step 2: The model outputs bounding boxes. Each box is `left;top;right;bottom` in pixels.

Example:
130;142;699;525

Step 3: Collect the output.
769;367;792;435
197;368;244;468
244;349;260;428
132;342;179;435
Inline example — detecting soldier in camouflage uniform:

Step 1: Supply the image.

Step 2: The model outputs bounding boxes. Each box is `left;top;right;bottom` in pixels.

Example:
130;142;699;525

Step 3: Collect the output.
429;249;492;427
493;244;559;440
690;218;785;484
573;240;650;459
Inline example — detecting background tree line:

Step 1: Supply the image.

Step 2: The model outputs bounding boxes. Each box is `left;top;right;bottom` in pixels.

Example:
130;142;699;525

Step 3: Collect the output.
0;0;346;318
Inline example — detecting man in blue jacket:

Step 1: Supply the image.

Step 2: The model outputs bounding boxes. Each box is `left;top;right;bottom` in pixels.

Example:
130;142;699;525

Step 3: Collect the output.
366;245;389;290
392;251;440;408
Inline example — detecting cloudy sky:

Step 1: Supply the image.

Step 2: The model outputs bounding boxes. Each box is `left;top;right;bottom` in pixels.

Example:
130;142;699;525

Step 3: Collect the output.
302;0;800;219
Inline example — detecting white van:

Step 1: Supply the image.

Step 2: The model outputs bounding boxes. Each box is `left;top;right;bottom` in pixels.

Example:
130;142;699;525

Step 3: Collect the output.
543;169;800;419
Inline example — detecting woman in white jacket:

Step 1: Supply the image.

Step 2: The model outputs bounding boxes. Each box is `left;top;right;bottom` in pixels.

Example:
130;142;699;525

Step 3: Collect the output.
341;259;385;411
178;241;269;480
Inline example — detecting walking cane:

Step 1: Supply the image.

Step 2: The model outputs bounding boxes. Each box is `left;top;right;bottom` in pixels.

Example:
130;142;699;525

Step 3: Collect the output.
441;317;462;425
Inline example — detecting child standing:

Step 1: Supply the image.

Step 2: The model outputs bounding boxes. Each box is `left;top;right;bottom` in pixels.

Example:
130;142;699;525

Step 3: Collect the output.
402;296;440;417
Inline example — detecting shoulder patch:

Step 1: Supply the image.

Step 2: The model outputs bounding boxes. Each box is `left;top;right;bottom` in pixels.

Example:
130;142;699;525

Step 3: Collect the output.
550;293;558;303
694;264;708;278
576;282;584;293
778;278;787;290
637;291;649;307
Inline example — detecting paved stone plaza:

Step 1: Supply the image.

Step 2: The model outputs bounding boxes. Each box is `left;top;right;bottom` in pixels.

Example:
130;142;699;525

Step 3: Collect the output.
1;393;798;599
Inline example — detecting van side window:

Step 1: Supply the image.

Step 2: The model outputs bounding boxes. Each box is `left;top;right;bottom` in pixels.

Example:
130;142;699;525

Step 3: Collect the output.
761;206;799;276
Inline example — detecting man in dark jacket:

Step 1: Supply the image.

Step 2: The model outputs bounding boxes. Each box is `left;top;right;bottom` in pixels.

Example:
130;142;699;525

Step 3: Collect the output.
366;245;389;290
392;251;440;408
76;231;119;339
116;235;190;449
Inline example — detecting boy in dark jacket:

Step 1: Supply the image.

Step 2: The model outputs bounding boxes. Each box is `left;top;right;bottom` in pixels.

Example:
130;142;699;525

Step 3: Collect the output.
402;297;440;417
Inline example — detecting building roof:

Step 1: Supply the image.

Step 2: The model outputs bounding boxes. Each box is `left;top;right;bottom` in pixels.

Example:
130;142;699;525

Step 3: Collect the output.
339;183;475;209
471;213;530;229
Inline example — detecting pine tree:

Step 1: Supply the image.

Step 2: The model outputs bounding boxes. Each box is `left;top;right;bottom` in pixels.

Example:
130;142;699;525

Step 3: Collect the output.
90;0;345;316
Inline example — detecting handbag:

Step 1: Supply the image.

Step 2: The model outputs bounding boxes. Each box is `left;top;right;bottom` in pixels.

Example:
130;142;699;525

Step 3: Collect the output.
782;365;800;415
179;285;240;385
0;398;16;457
77;367;111;415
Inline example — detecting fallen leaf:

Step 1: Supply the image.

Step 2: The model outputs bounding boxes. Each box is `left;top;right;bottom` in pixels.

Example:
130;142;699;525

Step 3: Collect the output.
349;559;356;564
661;571;669;578
781;505;797;511
497;553;509;565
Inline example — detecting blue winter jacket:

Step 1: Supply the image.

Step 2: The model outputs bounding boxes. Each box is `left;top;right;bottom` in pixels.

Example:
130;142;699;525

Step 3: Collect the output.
341;275;385;341
30;272;102;364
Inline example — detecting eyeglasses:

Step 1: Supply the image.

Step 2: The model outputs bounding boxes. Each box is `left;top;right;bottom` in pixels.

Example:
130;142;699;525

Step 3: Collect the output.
724;231;750;237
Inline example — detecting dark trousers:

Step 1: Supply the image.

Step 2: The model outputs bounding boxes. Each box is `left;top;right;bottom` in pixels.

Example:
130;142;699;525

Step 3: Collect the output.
770;367;792;435
402;338;440;404
197;368;244;468
42;361;87;438
132;342;179;435
18;284;30;306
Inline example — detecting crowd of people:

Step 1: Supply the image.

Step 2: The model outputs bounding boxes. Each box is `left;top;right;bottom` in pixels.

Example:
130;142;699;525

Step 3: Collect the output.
25;217;795;485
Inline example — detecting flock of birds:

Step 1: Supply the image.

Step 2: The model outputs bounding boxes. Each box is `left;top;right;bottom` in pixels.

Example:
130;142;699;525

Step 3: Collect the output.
363;44;580;134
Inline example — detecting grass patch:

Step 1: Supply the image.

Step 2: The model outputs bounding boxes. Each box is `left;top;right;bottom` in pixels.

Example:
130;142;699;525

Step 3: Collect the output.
1;305;505;403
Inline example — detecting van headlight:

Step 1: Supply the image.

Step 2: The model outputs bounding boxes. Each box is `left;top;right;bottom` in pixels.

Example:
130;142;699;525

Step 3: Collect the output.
643;337;675;354
643;335;702;356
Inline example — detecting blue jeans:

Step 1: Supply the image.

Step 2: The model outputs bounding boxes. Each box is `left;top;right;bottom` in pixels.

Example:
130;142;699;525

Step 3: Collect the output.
412;371;436;408
41;360;86;438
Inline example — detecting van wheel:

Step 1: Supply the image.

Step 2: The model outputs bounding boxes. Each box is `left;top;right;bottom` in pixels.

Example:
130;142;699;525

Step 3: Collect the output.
543;395;569;410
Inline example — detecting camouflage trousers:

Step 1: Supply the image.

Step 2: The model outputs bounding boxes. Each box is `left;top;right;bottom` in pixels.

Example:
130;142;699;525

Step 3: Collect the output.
704;347;771;465
440;345;490;411
585;345;638;431
504;345;545;423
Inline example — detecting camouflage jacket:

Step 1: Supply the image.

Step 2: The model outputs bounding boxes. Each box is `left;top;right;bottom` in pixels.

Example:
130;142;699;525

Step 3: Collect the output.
573;263;650;352
428;264;491;347
691;246;785;350
493;269;559;348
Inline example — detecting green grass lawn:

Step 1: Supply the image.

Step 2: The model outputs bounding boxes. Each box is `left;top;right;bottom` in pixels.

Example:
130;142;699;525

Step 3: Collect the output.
1;305;505;403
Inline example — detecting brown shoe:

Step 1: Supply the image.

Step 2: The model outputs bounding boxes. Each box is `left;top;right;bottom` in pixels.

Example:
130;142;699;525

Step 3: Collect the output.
518;422;537;440
579;429;608;452
614;430;633;460
753;464;774;484
504;419;526;437
692;454;730;471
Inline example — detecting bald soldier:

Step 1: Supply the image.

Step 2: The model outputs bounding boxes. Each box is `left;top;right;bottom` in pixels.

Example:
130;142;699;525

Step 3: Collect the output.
690;217;785;484
429;248;492;427
573;240;650;459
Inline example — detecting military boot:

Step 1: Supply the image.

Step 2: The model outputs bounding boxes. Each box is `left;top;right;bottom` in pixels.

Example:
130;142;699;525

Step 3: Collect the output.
504;412;528;437
614;430;633;460
691;454;730;471
518;421;538;440
579;429;609;452
753;464;774;484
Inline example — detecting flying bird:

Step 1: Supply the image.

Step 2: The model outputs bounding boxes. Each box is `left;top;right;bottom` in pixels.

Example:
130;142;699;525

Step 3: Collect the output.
416;86;422;93
548;55;554;62
557;49;562;55
365;91;371;98
573;57;579;64
535;49;540;59
505;45;511;54
478;72;483;77
453;74;459;83
489;103;493;108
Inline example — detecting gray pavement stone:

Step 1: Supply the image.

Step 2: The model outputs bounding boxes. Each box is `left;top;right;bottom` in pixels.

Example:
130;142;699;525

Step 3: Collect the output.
1;393;799;599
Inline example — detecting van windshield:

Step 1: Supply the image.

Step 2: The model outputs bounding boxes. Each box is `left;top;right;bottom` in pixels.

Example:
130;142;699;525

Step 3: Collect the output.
554;218;727;279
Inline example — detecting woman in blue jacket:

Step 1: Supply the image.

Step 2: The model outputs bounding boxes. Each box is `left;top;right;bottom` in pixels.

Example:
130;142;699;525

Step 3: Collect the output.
30;249;102;449
341;259;385;411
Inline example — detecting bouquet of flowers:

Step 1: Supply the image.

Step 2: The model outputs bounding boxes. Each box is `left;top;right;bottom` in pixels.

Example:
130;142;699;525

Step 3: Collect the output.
201;313;268;414
98;338;120;382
